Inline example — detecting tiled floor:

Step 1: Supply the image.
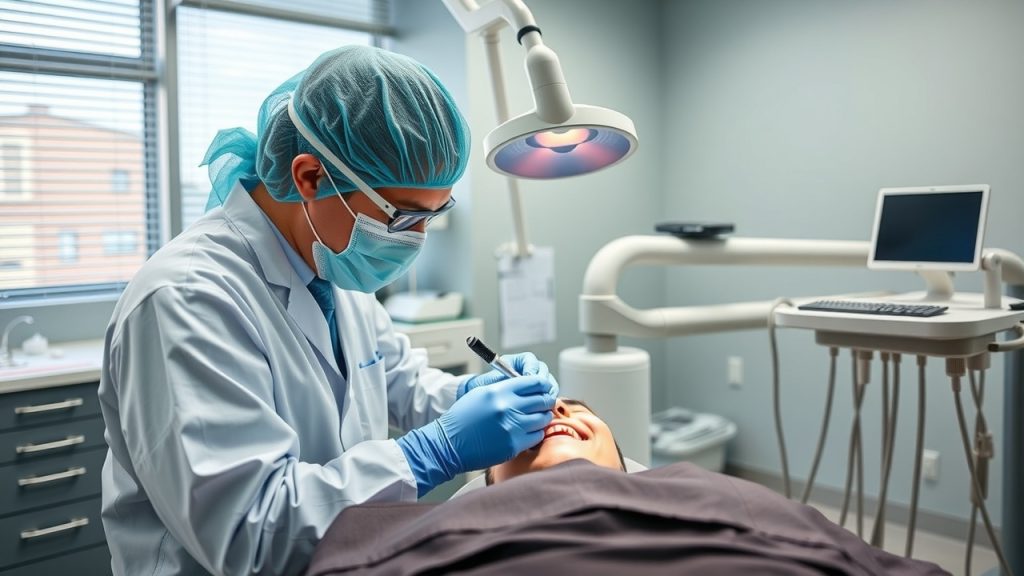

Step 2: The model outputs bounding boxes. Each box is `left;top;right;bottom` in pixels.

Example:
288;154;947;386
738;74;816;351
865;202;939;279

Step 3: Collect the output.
809;502;999;576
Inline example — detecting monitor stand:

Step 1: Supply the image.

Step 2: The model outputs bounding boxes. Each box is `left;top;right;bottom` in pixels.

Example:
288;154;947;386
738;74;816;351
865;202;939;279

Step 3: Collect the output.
918;270;954;302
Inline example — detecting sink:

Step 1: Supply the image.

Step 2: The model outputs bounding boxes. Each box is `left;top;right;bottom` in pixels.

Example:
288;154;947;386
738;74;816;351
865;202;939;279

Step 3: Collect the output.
0;340;104;392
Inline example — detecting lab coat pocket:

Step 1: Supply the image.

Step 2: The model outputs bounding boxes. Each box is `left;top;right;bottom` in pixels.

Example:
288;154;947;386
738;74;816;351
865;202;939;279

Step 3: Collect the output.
353;351;388;439
356;350;385;369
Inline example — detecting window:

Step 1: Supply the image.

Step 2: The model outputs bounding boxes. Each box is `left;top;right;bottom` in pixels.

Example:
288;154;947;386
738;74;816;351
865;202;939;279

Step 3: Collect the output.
58;231;78;263
102;231;138;255
111;169;131;193
0;0;158;300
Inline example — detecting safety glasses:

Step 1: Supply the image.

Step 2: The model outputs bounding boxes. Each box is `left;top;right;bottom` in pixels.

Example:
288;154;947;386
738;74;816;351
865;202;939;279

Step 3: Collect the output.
381;197;456;232
327;171;456;232
288;98;456;233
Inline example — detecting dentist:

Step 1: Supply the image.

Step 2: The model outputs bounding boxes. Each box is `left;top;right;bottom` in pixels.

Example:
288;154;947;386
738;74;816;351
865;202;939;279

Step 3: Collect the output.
98;45;557;576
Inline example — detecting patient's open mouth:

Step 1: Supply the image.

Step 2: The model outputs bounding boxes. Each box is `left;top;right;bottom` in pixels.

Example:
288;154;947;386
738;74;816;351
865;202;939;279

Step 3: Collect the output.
543;424;587;441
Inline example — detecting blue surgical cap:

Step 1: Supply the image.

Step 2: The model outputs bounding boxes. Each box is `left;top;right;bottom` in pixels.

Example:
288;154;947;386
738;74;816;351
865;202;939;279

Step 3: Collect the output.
202;45;471;210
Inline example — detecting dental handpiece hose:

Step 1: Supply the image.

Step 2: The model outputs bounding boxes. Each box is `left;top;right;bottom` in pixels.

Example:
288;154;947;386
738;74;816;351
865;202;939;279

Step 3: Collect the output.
466;337;522;379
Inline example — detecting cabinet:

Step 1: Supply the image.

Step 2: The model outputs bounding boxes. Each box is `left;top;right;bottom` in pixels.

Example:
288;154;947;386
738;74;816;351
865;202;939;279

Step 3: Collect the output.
393;317;485;375
0;380;110;574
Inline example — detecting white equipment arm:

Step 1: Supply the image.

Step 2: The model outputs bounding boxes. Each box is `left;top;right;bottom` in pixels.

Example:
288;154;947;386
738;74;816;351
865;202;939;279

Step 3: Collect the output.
578;236;1024;352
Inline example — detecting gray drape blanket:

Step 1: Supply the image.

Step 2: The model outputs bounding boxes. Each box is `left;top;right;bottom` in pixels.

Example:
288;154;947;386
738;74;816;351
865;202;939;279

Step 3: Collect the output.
306;460;949;575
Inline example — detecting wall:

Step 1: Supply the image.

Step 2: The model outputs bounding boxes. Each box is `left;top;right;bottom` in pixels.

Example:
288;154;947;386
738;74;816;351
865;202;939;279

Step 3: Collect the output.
660;0;1024;525
394;0;669;406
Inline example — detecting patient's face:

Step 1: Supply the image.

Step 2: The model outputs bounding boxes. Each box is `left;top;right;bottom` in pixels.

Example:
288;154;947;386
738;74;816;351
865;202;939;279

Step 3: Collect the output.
488;398;623;484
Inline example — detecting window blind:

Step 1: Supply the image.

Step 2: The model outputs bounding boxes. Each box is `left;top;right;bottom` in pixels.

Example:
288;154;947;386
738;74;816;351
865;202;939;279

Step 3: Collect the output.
176;0;391;226
0;0;158;300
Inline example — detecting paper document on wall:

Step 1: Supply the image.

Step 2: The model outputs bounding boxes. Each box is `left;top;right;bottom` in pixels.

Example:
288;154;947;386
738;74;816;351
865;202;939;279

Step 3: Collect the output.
498;246;556;349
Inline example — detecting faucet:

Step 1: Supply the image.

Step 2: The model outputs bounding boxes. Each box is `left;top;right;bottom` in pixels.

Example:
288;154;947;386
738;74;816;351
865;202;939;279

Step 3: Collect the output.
0;315;34;368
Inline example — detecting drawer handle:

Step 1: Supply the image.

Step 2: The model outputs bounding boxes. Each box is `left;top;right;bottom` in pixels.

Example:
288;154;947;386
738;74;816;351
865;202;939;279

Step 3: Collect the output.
20;517;89;540
18;466;87;487
16;435;85;455
15;398;84;415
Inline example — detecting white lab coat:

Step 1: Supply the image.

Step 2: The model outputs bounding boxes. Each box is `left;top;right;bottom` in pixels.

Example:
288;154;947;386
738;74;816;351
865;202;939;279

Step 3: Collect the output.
98;184;465;576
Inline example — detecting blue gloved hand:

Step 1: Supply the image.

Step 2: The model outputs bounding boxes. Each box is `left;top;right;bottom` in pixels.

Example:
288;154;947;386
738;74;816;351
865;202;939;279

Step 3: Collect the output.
457;352;560;400
397;374;556;497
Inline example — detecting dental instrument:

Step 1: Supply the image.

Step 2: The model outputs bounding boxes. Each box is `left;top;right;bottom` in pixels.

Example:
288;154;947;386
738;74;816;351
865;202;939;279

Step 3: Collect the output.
466;336;522;379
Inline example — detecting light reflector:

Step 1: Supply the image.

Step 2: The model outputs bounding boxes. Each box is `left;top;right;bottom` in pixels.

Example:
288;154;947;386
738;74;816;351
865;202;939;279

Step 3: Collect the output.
484;104;638;179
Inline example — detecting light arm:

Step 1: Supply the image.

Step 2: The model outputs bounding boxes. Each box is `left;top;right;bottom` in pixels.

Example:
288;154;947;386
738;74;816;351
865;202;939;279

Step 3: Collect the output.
442;0;534;36
481;25;531;257
442;0;532;257
442;0;573;125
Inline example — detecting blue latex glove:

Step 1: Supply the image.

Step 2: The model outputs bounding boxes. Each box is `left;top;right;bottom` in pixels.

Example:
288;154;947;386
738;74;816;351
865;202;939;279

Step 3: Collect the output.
457;352;559;400
397;375;555;497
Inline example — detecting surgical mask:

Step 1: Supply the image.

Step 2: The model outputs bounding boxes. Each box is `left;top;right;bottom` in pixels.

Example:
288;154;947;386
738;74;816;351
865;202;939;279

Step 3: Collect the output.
302;172;425;293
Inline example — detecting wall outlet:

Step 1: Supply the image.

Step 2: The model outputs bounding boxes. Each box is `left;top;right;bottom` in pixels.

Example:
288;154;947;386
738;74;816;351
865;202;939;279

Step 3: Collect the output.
727;356;743;388
922;449;940;482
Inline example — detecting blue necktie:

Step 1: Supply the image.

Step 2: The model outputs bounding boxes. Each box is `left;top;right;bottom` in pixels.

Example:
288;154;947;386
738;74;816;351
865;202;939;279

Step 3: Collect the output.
307;278;346;379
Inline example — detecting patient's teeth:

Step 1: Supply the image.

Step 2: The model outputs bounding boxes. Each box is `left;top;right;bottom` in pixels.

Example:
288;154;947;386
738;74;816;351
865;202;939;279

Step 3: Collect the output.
544;424;582;441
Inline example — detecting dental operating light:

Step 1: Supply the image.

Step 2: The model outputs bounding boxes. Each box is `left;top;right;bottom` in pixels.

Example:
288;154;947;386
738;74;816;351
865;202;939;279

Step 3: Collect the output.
487;105;637;179
442;0;639;180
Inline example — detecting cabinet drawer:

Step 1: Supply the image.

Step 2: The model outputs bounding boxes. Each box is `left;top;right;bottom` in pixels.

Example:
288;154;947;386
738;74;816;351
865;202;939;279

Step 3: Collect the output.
0;418;106;467
4;542;110;576
412;335;474;370
0;448;106;517
0;382;101;432
0;497;105;569
403;325;482;372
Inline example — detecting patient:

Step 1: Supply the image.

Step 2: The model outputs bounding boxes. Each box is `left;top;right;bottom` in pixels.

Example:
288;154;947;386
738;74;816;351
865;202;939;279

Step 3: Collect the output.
306;399;950;576
484;398;625;485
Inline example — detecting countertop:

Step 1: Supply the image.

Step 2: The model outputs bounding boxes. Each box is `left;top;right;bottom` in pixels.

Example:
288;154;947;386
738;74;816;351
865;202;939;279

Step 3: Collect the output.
0;319;483;394
0;339;104;394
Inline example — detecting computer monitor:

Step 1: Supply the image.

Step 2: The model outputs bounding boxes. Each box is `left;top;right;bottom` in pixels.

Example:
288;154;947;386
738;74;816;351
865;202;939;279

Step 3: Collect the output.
868;184;989;271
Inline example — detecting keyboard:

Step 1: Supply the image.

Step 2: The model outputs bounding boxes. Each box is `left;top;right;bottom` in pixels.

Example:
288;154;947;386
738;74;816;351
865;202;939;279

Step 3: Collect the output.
797;300;948;317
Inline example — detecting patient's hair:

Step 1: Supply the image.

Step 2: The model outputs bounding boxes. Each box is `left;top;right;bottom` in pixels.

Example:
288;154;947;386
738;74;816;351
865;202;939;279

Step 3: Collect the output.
484;398;626;486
